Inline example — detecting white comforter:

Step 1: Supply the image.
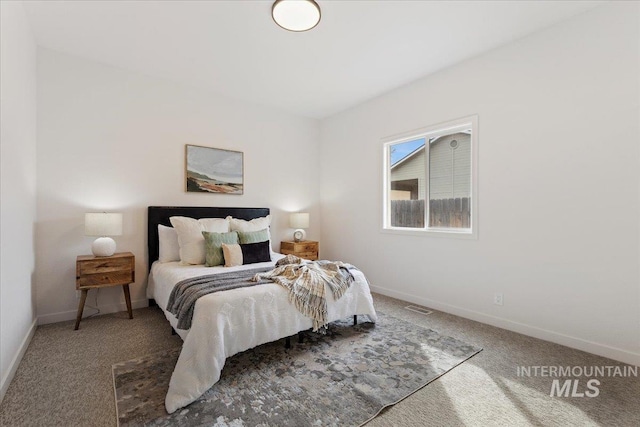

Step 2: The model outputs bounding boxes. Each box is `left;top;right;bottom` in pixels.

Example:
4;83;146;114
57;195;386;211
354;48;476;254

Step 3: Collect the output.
148;254;378;413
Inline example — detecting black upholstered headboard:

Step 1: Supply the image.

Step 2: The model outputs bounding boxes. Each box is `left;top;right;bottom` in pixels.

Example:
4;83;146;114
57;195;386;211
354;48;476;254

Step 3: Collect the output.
147;206;270;270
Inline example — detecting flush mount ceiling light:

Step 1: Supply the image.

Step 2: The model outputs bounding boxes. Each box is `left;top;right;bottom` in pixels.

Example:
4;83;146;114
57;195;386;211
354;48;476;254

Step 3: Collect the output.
272;0;321;32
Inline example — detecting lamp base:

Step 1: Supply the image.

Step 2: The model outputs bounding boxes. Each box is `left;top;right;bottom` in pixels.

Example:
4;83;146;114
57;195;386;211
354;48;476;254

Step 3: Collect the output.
92;237;116;257
293;229;306;242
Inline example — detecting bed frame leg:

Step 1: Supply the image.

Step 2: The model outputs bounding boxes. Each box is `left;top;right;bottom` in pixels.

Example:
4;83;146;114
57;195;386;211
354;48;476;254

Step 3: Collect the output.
285;336;291;349
354;315;357;325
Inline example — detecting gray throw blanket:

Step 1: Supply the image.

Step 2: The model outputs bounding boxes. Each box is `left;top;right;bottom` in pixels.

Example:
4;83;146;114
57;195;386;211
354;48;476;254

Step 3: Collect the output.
166;266;273;330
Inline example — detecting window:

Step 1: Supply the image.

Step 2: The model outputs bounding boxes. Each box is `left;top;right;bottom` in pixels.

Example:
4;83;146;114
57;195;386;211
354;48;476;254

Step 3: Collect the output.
382;116;478;238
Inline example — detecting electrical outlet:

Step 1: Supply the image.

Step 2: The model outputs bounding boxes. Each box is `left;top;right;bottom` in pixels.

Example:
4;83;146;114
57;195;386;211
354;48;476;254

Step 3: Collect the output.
494;292;504;306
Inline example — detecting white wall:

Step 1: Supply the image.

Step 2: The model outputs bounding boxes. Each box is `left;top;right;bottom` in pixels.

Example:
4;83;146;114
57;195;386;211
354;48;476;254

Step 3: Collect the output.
0;1;38;401
36;49;321;323
320;3;640;365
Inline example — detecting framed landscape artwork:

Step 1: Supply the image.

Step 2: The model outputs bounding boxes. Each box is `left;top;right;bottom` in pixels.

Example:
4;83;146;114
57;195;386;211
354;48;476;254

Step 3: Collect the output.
185;144;244;194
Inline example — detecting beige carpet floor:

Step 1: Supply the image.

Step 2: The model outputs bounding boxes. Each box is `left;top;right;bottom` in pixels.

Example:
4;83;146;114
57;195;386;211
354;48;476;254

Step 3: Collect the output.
1;293;638;426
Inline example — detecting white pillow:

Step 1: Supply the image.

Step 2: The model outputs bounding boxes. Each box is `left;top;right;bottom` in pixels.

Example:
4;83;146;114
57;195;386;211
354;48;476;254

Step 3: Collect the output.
227;215;272;252
169;216;230;265
158;224;180;263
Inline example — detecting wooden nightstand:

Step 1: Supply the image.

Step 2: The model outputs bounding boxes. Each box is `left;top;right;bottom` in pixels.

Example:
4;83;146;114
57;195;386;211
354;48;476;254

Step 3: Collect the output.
75;252;135;330
280;241;319;261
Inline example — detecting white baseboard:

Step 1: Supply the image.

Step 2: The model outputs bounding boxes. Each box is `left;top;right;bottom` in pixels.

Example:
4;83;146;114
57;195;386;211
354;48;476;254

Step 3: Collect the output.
370;285;640;367
37;299;149;325
0;317;37;404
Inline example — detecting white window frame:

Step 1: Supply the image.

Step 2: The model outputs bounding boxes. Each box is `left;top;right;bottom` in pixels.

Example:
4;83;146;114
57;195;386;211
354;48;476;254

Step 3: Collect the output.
382;115;478;239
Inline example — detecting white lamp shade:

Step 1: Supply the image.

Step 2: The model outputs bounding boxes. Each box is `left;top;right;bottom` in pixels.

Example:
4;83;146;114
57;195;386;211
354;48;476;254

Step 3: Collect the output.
85;213;123;237
272;0;321;32
289;212;310;229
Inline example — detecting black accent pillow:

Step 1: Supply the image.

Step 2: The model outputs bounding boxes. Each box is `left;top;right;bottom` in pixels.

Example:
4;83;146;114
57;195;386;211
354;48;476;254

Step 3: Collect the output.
241;240;271;265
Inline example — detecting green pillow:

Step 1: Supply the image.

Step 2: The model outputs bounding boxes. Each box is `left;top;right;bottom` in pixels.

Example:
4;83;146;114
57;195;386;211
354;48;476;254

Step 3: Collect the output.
202;231;238;266
237;228;269;245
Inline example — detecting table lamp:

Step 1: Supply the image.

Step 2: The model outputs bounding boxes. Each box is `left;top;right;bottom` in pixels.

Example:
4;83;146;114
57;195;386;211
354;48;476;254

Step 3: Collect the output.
289;212;309;242
85;212;123;256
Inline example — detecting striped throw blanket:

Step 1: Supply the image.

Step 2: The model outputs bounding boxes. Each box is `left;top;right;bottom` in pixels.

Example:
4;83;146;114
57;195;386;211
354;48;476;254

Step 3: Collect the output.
252;255;356;331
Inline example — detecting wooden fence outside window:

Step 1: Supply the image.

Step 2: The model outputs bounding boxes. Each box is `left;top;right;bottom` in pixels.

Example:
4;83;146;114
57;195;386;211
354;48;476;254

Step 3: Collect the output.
390;198;470;229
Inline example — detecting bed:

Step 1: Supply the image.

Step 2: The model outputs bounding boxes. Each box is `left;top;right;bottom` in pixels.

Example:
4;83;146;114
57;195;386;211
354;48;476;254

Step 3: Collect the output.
146;206;378;413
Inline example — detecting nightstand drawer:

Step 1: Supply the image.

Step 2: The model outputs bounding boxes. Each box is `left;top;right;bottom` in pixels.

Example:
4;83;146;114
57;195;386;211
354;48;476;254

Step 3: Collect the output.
296;243;317;252
296;251;318;260
77;271;133;288
281;241;318;252
78;257;132;275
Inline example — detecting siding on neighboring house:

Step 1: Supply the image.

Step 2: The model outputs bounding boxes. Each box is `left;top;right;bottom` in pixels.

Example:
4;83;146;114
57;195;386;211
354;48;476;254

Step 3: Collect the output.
429;133;471;199
390;132;470;200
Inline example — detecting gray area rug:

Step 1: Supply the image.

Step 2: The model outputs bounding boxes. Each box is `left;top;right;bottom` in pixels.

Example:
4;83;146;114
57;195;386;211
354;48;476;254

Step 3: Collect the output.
112;312;482;426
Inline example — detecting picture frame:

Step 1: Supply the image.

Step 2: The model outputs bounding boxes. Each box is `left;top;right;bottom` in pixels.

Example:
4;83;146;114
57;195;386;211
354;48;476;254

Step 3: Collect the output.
185;144;244;194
